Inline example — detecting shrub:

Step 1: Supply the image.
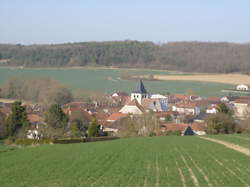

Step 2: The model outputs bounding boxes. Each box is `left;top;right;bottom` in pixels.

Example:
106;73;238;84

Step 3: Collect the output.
165;130;181;136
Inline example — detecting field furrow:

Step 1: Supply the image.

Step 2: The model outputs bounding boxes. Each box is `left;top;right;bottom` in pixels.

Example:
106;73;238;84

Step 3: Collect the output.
0;136;250;186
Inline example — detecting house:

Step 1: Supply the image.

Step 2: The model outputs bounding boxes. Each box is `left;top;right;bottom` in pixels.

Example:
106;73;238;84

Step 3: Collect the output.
161;123;194;136
206;104;218;114
94;112;110;125
220;96;239;103
155;111;178;121
130;80;149;104
119;99;144;114
142;98;168;112
236;84;250;91
172;102;200;116
233;99;250;119
190;123;207;135
26;114;45;139
150;94;167;99
162;123;206;136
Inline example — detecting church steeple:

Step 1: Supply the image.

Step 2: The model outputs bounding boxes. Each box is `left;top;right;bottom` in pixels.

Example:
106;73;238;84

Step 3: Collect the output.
131;80;149;104
134;80;148;94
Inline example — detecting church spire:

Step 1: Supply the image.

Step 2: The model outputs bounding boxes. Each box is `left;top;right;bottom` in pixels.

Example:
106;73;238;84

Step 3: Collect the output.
134;80;147;94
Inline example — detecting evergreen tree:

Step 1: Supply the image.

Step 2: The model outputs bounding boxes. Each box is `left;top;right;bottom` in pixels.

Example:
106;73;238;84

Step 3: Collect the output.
45;104;68;129
7;101;30;136
216;103;232;116
88;119;98;137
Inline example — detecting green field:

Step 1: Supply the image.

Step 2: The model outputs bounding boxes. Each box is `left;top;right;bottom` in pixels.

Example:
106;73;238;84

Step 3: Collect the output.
0;136;250;186
207;134;250;149
0;67;233;97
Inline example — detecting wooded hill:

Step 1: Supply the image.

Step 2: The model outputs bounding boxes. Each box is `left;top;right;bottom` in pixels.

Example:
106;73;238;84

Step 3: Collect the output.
0;41;250;74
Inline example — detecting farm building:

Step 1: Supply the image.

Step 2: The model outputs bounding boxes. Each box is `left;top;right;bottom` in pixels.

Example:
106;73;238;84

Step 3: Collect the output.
236;84;250;91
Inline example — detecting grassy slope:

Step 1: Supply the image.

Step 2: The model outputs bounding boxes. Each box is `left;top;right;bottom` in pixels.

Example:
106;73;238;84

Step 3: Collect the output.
0;136;250;186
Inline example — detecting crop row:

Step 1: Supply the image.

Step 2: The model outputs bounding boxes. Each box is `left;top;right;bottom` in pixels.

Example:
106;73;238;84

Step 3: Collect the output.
0;136;249;186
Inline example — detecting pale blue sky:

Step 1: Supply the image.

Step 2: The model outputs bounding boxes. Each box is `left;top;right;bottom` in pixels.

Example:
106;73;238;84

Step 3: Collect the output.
0;0;249;44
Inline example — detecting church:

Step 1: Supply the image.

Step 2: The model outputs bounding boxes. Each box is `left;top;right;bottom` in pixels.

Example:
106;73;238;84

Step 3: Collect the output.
119;80;168;114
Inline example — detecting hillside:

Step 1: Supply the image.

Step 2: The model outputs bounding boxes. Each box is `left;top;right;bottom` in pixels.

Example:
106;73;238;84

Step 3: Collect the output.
0;41;250;74
0;135;250;186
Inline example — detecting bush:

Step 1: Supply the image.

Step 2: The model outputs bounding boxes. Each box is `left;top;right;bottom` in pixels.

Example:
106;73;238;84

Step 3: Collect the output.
52;138;84;144
205;113;236;134
165;130;182;136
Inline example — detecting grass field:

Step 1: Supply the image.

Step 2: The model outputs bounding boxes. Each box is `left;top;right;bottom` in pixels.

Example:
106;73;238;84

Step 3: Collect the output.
0;67;233;97
206;134;250;149
0;136;250;186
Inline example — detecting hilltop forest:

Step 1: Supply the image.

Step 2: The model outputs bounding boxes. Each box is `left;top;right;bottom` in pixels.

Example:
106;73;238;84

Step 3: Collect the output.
0;41;250;74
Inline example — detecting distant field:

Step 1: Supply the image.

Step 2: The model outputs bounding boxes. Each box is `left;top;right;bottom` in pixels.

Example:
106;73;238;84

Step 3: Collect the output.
153;74;250;85
0;67;233;97
0;136;250;186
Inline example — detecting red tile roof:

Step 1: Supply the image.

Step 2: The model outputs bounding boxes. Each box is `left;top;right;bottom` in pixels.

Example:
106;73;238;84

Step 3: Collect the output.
106;112;128;122
234;99;250;104
27;114;44;123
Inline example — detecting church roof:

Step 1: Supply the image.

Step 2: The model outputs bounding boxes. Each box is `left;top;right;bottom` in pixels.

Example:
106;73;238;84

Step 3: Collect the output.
133;80;147;94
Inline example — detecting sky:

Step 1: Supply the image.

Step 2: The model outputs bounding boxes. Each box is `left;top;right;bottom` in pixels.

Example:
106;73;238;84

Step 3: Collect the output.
0;0;250;44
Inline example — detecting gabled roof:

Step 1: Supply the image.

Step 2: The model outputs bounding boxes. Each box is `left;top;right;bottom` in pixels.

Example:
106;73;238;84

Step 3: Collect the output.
123;99;145;113
27;114;44;123
175;101;198;109
133;80;147;94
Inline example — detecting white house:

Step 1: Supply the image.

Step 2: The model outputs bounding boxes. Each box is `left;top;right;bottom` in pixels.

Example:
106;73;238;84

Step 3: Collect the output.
150;94;167;99
206;105;218;114
236;84;250;91
172;102;200;116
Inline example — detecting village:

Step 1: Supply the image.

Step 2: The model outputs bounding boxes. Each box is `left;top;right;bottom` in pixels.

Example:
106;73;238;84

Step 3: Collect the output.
1;80;250;139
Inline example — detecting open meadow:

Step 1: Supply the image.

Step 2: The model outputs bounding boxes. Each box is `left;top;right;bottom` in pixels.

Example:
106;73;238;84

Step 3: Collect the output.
0;136;250;186
0;67;233;97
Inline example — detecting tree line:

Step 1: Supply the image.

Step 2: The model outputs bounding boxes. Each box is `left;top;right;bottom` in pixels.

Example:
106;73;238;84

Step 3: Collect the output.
0;41;250;74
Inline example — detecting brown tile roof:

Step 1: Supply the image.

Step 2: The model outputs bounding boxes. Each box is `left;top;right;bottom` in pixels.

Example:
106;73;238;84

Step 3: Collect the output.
234;99;250;104
173;94;190;100
175;102;198;109
162;123;207;132
27;114;44;123
94;112;109;122
190;123;207;131
141;98;159;108
126;99;145;113
106;112;128;122
163;123;188;132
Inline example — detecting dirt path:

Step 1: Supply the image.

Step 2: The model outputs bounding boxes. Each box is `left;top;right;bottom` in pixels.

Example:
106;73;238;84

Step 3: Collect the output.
200;137;250;157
